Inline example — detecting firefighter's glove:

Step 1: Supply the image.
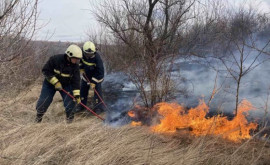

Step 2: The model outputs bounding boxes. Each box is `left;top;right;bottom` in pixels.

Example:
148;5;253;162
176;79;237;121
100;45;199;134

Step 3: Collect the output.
54;82;63;91
80;69;85;75
74;95;81;104
90;83;96;89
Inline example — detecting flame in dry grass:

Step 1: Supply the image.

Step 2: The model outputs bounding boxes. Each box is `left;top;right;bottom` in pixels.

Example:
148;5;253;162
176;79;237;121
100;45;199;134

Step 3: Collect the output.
127;100;258;142
128;111;142;126
128;111;136;118
130;121;142;126
150;100;257;142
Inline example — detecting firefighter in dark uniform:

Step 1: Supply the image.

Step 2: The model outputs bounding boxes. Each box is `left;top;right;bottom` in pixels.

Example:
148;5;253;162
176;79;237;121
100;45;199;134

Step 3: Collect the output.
35;44;82;123
78;41;105;114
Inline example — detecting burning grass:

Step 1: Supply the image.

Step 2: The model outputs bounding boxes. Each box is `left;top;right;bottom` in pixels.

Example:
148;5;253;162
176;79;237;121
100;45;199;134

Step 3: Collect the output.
129;100;259;143
0;84;269;165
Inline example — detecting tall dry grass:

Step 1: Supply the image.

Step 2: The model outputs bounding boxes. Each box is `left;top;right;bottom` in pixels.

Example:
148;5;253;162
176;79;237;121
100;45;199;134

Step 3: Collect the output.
0;84;269;165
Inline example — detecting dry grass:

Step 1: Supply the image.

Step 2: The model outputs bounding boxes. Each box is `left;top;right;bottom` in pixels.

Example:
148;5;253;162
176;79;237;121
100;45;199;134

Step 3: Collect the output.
0;84;270;165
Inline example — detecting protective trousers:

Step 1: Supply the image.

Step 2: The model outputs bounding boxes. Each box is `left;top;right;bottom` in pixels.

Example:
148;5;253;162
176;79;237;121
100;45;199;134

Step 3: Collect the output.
36;80;76;122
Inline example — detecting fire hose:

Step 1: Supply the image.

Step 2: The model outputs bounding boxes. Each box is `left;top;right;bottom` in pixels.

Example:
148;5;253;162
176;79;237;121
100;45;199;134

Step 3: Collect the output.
82;73;110;111
61;89;104;121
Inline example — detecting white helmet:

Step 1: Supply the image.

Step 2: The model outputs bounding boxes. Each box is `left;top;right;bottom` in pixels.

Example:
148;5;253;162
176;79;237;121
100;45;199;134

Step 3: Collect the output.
83;41;96;54
65;44;82;59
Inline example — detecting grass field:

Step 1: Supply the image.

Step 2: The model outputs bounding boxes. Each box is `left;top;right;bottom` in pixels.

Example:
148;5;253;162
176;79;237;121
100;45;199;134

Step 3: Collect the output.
0;84;269;165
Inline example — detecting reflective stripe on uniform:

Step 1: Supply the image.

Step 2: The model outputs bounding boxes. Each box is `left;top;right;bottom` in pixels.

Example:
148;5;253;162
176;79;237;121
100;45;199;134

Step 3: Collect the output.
82;59;96;66
54;69;71;77
92;77;104;83
49;76;59;85
73;90;80;96
80;69;85;74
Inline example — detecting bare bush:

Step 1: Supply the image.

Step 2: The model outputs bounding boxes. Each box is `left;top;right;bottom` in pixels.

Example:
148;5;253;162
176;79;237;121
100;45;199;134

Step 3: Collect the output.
181;1;270;115
214;6;270;114
0;0;41;95
93;0;201;107
0;0;38;62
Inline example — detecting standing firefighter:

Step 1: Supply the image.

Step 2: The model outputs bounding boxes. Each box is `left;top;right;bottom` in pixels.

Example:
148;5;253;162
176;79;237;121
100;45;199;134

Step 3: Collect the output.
77;41;105;114
35;44;82;123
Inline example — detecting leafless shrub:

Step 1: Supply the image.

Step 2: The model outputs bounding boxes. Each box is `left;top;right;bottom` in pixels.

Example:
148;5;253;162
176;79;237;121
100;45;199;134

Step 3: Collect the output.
183;1;270;115
0;0;39;62
93;0;203;107
214;6;270;114
0;0;40;95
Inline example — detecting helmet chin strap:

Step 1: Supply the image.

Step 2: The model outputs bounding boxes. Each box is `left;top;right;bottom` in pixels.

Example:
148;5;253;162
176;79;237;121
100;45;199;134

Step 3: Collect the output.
66;55;71;62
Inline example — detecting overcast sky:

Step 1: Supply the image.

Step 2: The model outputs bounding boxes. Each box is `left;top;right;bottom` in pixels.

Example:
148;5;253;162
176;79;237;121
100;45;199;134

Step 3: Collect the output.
36;0;98;42
36;0;270;42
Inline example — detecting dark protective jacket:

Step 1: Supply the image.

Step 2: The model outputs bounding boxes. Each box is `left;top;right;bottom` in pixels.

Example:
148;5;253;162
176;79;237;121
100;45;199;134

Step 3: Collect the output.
80;52;104;84
42;54;80;91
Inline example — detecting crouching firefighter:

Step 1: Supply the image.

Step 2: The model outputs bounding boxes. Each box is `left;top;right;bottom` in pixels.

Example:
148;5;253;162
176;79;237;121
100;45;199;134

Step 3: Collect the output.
35;44;82;123
77;41;105;114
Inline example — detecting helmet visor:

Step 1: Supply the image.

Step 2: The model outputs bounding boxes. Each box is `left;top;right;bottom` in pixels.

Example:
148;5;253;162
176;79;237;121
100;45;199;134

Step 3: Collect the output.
84;49;95;58
84;48;94;54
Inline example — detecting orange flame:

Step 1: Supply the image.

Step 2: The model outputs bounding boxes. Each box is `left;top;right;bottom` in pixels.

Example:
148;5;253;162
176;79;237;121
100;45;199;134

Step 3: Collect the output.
128;111;136;118
131;121;142;126
150;100;257;142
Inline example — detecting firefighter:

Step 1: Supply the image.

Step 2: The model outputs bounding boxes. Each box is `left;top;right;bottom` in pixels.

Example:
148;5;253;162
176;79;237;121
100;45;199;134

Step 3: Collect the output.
77;41;105;114
35;44;82;123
